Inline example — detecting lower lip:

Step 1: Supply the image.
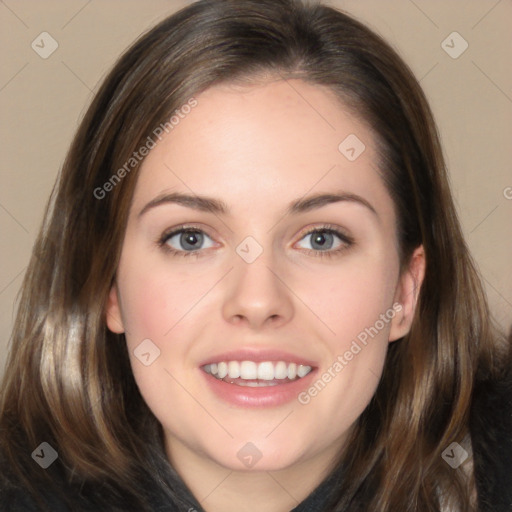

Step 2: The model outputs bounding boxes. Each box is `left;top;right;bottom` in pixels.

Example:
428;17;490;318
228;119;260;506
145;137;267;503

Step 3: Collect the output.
200;368;317;408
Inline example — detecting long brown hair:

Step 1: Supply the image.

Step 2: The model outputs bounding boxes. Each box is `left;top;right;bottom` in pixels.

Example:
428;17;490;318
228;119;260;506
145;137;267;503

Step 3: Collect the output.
0;1;508;510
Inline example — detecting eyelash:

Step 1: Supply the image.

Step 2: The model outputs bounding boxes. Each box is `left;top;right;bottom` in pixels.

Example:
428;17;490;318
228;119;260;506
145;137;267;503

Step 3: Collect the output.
157;224;354;260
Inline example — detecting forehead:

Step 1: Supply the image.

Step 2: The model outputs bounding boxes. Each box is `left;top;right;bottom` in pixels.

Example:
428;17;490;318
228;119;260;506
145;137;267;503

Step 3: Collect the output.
132;79;394;224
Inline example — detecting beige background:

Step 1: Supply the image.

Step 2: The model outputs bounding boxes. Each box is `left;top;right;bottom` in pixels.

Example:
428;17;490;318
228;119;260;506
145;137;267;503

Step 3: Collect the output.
1;0;511;379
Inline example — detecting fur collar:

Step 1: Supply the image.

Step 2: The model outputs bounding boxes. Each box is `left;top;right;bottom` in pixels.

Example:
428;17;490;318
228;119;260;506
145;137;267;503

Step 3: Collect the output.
470;364;512;512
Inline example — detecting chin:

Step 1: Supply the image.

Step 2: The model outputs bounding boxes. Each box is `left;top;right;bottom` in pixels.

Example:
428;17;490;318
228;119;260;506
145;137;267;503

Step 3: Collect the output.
202;437;310;473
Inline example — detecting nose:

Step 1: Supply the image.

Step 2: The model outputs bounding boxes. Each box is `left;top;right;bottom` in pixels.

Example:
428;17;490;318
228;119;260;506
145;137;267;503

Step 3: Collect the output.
221;250;295;330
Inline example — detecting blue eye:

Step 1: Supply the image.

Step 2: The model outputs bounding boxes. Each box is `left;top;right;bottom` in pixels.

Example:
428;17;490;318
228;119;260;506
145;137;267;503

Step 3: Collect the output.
158;224;354;259
159;227;215;258
298;230;340;251
295;227;354;258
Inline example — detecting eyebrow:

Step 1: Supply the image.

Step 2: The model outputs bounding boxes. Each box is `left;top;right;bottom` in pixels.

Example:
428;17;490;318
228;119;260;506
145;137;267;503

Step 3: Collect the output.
137;190;377;219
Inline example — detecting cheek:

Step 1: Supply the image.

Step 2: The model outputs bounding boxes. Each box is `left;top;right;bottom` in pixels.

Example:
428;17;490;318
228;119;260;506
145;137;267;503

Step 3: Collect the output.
115;256;207;426
298;251;398;344
115;250;220;399
292;253;399;435
117;254;208;343
123;280;173;339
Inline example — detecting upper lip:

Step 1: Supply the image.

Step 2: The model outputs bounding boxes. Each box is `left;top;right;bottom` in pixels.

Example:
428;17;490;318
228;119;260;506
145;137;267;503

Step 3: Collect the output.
198;348;318;368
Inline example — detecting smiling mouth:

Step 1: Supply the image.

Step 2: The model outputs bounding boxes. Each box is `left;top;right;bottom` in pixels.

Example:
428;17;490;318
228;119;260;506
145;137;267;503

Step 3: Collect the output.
202;360;313;387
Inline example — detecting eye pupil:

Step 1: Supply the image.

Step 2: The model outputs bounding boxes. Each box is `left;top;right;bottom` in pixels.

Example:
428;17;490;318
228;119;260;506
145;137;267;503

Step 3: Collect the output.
311;231;333;250
181;231;203;250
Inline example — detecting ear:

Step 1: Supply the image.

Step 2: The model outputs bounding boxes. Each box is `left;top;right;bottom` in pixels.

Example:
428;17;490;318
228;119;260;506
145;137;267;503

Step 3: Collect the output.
105;282;125;334
388;245;426;342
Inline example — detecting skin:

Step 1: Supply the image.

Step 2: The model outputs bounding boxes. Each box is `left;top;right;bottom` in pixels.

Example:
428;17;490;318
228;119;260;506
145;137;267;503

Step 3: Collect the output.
106;78;425;512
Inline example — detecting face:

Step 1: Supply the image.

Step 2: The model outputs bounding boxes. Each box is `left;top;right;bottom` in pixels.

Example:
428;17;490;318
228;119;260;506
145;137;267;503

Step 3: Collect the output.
106;78;424;475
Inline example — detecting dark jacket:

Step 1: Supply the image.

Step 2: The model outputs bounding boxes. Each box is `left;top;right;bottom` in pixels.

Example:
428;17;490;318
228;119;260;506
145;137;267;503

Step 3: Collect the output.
2;369;511;512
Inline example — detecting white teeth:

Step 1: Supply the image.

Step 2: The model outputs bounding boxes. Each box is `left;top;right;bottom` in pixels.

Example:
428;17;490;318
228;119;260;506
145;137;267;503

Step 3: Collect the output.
274;361;288;379
257;361;275;380
228;361;240;378
297;364;310;378
240;361;258;379
217;361;228;379
203;360;313;382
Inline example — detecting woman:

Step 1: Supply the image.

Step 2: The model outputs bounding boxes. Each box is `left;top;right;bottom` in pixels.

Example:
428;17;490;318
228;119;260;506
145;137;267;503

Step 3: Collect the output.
1;0;510;511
